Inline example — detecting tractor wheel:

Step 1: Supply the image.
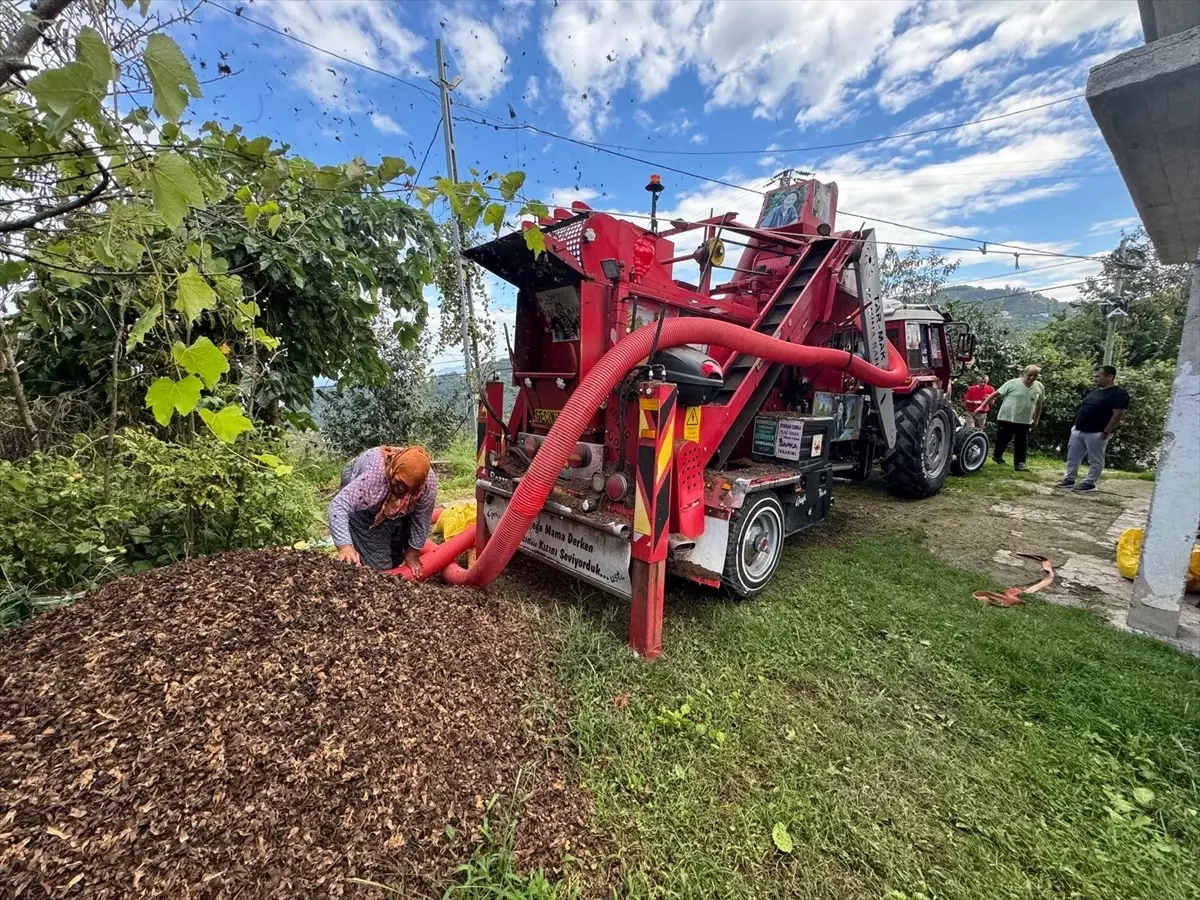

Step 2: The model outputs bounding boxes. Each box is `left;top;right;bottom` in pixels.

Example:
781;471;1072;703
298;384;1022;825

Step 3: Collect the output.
951;426;989;476
882;388;955;498
723;492;785;599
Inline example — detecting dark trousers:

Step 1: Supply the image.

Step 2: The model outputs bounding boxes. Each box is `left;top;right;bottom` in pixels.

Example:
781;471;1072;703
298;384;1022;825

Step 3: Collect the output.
994;420;1030;466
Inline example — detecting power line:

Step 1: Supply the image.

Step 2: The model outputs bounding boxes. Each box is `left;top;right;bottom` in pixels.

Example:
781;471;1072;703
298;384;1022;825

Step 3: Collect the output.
198;9;1108;266
206;0;441;108
941;257;1101;289
413;118;442;184
466;94;1087;158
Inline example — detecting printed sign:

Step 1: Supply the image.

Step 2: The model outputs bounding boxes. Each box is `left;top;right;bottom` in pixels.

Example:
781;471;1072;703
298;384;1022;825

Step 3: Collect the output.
531;408;561;426
683;407;701;443
811;433;824;457
484;496;632;598
535;286;581;342
752;417;777;456
774;419;804;461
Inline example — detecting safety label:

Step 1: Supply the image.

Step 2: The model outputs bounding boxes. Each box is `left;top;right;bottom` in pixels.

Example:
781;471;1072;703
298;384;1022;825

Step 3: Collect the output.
683;407;701;442
774;419;804;461
483;496;632;598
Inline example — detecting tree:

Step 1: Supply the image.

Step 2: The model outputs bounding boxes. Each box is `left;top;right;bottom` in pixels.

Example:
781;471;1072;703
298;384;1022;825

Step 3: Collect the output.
318;325;460;457
880;246;959;304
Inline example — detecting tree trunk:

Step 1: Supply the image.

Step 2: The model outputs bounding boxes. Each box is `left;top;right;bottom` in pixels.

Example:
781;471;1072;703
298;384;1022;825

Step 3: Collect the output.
103;296;126;504
0;0;76;86
0;314;39;452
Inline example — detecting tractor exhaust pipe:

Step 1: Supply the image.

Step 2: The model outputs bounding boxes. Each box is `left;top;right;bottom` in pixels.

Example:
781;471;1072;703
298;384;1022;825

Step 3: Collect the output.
668;535;696;558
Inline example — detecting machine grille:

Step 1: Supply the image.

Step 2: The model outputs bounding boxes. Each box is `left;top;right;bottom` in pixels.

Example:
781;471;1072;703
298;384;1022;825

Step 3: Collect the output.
545;215;588;266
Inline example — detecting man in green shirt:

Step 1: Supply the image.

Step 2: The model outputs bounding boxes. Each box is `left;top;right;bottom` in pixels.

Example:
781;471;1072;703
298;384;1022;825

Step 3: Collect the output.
978;365;1044;471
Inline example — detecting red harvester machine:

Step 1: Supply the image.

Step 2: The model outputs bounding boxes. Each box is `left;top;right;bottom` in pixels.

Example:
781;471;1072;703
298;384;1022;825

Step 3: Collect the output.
436;176;981;657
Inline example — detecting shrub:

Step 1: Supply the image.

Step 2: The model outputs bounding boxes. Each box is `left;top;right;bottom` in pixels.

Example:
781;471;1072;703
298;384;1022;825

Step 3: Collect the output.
0;429;324;599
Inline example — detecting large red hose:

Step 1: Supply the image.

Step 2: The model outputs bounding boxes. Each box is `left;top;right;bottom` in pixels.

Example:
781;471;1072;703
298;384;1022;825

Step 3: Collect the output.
428;317;908;588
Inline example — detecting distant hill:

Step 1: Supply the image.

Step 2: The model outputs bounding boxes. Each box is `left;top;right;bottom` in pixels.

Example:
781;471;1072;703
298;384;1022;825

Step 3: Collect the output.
936;285;1073;331
433;359;518;417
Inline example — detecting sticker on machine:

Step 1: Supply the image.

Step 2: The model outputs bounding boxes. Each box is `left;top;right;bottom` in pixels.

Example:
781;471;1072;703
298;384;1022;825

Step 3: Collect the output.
483;496;632;598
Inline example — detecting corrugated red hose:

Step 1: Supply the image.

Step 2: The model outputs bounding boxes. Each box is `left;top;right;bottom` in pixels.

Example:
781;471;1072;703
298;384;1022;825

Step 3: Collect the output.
416;317;909;587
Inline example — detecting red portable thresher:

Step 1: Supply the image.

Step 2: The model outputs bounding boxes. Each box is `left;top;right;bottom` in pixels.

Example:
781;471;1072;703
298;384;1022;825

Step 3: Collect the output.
444;176;979;657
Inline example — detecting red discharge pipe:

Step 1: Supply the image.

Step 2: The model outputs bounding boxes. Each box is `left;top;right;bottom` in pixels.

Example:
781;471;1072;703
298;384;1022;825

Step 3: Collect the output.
426;317;908;588
389;530;474;581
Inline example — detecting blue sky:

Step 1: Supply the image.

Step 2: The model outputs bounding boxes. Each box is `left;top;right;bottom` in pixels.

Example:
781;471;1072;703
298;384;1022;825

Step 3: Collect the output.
171;0;1145;372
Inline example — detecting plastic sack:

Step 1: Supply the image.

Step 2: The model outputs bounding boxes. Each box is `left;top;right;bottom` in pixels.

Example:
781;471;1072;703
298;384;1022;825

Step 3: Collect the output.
437;498;477;540
1116;527;1200;593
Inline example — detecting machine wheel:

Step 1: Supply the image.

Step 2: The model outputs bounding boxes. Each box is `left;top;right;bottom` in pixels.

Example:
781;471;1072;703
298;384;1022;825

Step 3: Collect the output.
723;492;785;599
882;388;955;498
951;426;989;476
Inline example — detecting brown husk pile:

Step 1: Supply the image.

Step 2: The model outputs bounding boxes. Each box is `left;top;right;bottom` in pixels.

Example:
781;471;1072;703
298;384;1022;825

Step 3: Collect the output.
0;550;593;897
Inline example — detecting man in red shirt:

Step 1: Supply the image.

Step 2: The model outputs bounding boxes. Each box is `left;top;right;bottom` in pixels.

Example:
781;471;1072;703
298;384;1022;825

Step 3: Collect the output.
963;373;995;428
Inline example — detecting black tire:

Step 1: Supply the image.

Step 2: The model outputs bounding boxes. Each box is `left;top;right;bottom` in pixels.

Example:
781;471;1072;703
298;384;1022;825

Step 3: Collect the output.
951;426;989;476
882;388;955;498
723;492;785;599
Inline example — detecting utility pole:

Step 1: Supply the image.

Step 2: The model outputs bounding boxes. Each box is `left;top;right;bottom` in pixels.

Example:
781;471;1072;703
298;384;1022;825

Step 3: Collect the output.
1103;237;1145;366
433;39;479;429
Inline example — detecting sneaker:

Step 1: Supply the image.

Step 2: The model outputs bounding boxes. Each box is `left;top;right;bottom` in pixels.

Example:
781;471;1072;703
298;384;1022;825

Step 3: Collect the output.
1073;482;1098;493
1055;478;1076;488
1014;463;1028;472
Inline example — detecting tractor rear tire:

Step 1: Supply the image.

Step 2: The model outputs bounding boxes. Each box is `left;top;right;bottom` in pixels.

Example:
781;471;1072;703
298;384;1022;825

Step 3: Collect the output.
951;426;989;476
882;388;955;498
723;492;785;599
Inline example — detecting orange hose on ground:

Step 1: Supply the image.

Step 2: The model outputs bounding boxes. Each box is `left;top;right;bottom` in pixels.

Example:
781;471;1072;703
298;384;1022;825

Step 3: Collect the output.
417;317;909;588
388;528;475;581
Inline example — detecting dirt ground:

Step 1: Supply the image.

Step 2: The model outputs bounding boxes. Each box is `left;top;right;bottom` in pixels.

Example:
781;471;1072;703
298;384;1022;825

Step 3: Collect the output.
836;469;1200;655
0;551;595;898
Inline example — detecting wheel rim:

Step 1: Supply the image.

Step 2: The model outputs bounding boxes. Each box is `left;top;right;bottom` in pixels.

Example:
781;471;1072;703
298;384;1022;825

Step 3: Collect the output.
740;505;782;582
961;434;987;472
925;415;951;474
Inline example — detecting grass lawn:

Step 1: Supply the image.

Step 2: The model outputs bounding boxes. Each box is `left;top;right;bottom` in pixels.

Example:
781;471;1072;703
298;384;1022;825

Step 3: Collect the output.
546;529;1200;899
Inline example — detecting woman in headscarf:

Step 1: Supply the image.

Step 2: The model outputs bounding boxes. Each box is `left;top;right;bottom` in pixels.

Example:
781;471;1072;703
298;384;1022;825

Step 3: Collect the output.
328;445;438;576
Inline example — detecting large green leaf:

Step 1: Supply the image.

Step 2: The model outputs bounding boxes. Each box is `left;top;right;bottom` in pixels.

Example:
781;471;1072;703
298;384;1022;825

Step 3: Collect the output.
378;156;407;184
0;261;29;287
199;406;253;444
171;337;228;389
125;304;160;351
483;203;506;234
771;823;794;854
522;225;546;258
499;170;526;201
143;34;201;122
174;265;217;325
25;62;104;134
76;26;117;85
144;375;202;426
150;153;205;228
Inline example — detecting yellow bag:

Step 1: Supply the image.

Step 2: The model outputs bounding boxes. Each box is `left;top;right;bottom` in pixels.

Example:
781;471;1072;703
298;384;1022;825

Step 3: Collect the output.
1116;527;1200;593
437;498;477;540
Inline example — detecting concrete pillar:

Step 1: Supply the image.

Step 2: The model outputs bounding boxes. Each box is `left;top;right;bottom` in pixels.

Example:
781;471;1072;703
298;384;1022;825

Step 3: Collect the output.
1128;249;1200;636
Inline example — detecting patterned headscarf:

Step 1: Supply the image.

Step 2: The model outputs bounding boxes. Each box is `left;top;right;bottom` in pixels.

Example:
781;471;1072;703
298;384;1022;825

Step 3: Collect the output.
372;445;431;527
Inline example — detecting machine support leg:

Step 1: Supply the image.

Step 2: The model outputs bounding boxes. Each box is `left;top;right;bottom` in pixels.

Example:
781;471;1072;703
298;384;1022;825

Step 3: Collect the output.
630;380;676;659
475;380;505;555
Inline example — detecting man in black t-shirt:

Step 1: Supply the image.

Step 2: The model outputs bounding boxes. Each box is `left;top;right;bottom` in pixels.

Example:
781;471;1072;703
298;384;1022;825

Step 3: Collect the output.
1056;364;1130;492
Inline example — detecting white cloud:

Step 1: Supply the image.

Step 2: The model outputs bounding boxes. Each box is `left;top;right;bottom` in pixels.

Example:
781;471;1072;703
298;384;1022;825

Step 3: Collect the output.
633;109;654;130
441;13;511;103
369;112;405;134
691;133;708;145
758;155;778;169
547;186;602;207
524;75;541;104
538;0;1140;138
254;0;424;110
1088;216;1140;236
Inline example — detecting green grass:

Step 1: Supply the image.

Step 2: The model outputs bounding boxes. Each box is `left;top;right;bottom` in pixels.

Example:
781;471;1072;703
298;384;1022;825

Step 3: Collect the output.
550;533;1200;899
438;436;478;501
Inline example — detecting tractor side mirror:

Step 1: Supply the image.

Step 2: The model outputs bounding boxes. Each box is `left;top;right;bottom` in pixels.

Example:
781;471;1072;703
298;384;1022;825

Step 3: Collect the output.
956;331;976;362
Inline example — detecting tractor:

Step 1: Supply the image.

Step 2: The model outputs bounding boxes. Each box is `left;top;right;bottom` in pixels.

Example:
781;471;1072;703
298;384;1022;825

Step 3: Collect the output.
441;175;980;657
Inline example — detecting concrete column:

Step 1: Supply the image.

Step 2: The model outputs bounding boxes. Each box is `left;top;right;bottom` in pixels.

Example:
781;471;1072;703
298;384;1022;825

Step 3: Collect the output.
1129;249;1200;636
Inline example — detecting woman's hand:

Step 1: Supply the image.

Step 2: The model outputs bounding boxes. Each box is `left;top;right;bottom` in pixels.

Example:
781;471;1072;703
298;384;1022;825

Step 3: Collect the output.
336;544;361;566
404;547;423;580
